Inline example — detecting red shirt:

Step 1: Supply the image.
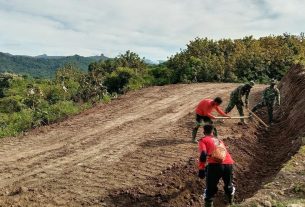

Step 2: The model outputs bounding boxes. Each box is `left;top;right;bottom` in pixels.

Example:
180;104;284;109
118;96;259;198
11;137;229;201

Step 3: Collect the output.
198;135;234;169
195;99;227;119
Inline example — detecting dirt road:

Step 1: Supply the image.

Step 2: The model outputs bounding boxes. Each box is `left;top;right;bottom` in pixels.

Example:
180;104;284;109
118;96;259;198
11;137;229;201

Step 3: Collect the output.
0;83;265;206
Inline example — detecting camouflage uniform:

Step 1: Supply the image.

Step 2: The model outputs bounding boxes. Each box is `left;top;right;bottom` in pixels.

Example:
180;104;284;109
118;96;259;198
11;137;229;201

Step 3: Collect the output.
225;82;254;123
252;80;280;124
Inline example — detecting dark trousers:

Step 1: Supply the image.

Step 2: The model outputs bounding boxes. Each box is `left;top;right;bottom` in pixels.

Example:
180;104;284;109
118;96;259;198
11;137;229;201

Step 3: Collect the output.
193;114;218;137
204;164;235;202
252;101;273;124
225;100;244;122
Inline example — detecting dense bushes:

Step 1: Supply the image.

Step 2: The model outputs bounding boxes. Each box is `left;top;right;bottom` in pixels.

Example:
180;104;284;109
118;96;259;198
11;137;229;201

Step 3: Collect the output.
167;34;305;83
104;67;148;93
90;50;151;94
0;65;94;137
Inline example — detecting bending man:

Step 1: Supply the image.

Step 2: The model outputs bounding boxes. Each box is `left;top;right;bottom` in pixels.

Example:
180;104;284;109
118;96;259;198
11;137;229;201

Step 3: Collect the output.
192;97;229;143
225;81;254;124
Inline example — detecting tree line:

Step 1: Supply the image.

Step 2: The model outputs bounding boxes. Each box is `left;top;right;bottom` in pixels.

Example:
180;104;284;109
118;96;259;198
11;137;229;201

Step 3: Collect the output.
167;33;305;83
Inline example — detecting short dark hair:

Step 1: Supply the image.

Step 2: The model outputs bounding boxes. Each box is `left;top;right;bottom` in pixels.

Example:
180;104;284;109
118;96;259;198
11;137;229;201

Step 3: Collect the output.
204;124;214;135
213;97;223;105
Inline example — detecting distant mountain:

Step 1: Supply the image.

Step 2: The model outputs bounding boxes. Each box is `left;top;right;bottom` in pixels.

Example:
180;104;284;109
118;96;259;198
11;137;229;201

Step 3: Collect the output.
144;59;166;65
144;58;156;65
0;52;108;78
144;58;166;65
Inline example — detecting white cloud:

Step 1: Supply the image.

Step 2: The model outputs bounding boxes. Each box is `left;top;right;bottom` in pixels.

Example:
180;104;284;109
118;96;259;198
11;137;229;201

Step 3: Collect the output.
0;0;305;61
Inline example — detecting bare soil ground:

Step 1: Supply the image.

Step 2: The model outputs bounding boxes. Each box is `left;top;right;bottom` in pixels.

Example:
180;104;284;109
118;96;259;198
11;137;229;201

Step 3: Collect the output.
0;66;304;207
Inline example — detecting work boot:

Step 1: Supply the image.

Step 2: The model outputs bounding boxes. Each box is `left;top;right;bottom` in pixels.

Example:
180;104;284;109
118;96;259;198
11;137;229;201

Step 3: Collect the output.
237;121;245;125
204;200;213;207
224;194;234;205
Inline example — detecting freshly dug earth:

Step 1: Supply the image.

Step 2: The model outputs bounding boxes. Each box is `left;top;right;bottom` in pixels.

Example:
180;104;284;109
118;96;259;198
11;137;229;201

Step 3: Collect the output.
0;65;303;207
238;64;305;206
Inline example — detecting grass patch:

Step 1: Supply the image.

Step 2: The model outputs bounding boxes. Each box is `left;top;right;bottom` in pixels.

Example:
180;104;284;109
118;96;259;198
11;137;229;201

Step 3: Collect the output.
283;145;305;172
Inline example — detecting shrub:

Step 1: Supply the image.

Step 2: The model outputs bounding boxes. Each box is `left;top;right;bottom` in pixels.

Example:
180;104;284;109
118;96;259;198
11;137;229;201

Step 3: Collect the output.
149;66;172;85
0;96;24;113
104;67;135;93
0;109;33;137
44;84;67;104
44;101;80;123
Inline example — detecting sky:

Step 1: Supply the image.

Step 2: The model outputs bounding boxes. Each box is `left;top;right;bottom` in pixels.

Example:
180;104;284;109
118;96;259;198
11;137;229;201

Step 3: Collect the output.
0;0;305;62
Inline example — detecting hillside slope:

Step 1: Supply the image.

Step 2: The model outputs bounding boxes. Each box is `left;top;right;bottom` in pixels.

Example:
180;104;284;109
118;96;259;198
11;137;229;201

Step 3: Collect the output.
0;52;108;78
0;65;304;206
0;82;259;207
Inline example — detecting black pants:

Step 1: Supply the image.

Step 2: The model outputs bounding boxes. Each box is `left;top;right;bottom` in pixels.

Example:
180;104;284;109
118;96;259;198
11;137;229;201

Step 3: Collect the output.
204;164;235;202
194;114;218;137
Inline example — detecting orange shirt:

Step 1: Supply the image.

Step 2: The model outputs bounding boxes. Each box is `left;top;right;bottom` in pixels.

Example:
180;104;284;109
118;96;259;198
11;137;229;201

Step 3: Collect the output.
195;99;227;119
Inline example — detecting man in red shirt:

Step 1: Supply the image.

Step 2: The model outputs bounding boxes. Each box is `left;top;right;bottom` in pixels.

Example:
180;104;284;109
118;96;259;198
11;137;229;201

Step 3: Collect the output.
192;97;230;143
198;124;235;206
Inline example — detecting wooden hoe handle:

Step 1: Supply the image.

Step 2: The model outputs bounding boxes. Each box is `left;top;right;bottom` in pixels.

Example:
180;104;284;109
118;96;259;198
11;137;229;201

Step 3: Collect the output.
245;108;269;128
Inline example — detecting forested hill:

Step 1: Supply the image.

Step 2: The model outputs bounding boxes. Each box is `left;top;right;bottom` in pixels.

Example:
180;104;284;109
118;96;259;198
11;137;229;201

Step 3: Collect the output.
0;52;108;78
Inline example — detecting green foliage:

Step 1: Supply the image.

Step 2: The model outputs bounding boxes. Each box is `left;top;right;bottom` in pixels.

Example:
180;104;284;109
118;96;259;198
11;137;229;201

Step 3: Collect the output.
43;101;80;123
102;93;111;103
0;96;23;113
167;34;305;83
0;73;14;98
0;109;33;137
43;84;66;104
0;70;108;137
104;67;136;93
114;50;147;74
90;51;151;94
149;65;172;85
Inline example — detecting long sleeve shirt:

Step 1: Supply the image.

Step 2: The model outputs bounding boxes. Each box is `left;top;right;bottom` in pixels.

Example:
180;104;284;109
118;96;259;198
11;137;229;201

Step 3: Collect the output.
230;85;251;105
263;86;281;105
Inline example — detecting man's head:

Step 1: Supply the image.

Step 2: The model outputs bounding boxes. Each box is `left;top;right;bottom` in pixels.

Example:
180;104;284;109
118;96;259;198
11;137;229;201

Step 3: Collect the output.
204;124;214;136
270;79;277;87
213;97;223;106
249;80;255;87
244;81;255;89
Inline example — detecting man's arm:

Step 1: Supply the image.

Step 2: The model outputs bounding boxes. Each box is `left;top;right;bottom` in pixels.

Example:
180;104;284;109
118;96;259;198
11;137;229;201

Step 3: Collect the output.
262;88;268;104
215;106;230;117
206;112;216;119
198;141;207;178
238;87;243;103
245;90;250;108
275;88;281;105
200;151;207;163
198;140;208;166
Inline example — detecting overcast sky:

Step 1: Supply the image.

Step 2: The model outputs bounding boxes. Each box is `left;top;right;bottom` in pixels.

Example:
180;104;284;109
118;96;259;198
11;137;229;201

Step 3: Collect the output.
0;0;305;61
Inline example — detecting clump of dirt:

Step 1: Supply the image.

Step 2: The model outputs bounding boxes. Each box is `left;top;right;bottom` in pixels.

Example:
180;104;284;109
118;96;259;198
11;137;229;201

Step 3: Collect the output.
104;158;202;207
105;64;305;206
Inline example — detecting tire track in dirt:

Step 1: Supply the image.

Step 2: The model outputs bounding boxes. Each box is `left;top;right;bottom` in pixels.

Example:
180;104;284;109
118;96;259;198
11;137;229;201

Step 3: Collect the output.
0;83;260;206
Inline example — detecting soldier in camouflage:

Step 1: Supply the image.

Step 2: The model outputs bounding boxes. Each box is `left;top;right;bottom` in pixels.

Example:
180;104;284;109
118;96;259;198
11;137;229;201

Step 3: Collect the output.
251;79;280;124
225;81;255;124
